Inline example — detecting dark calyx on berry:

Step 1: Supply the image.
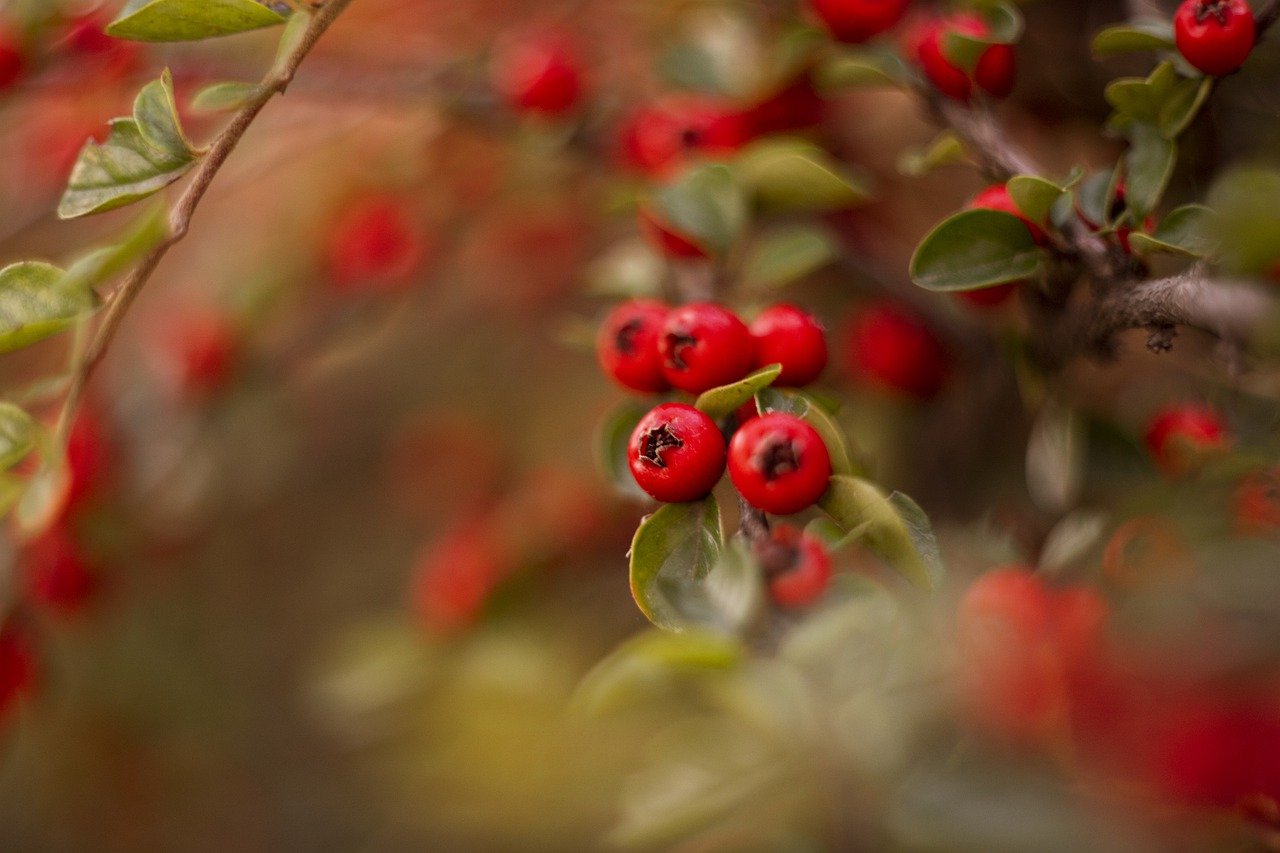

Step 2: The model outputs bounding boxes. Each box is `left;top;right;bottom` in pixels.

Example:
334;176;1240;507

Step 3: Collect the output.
754;435;801;481
639;423;683;468
664;331;698;370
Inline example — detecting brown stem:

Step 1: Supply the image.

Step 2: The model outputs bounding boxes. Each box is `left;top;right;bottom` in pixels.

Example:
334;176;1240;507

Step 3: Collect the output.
53;0;359;446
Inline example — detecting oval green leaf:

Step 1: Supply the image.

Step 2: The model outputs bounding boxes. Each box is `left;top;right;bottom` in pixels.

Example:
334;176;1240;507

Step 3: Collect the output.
817;475;942;591
0;262;98;354
695;364;782;419
107;0;287;42
629;495;724;632
910;209;1041;292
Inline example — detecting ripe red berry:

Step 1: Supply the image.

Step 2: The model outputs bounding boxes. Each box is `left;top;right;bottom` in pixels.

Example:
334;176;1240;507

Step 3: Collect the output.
1144;403;1230;477
618;96;751;179
760;524;834;609
659;303;754;393
1233;467;1280;536
596;300;670;393
491;30;584;116
750;304;828;387
0;19;24;91
0;621;37;718
808;0;910;44
913;14;1015;102
163;308;240;399
845;301;949;399
741;75;826;137
63;407;110;518
1174;0;1255;77
628;403;727;503
21;527;98;616
638;206;709;260
411;522;511;635
728;413;832;515
325;195;427;293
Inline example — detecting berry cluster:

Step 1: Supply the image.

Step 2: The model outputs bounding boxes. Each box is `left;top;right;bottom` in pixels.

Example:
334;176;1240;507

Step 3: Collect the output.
597;298;834;529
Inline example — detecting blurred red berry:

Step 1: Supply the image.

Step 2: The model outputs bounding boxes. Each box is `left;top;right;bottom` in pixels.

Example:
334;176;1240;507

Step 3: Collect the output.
808;0;910;44
1234;468;1280;536
638;205;709;260
912;14;1015;102
491;30;584;116
1144;403;1230;477
411;523;511;636
629;403;727;503
729;413;832;515
750;303;828;387
21;526;98;616
325;195;427;293
0;18;24;91
58;10;142;77
619;96;751;179
165;308;240;399
845;300;948;399
0;621;37;717
1174;0;1255;77
741;75;826;136
761;524;833;609
659;302;754;393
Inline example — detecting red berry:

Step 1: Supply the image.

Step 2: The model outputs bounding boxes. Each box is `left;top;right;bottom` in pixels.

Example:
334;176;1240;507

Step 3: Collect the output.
728;413;832;515
741;75;826;137
59;10;141;77
0;621;37;718
63;407;110;518
618;96;751;179
597;300;671;393
1144;403;1230;477
491;30;584;116
638;206;709;260
325;195;427;293
166;309;240;398
628;403;727;503
761;524;834;609
845;301;948;399
659;303;754;393
21;527;98;616
0;19;23;91
411;522;511;635
809;0;910;44
1234;467;1280;536
1174;0;1255;77
913;14;1015;102
750;303;828;387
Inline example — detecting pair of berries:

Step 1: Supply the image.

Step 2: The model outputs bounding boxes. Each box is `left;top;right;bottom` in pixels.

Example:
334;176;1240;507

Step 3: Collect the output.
911;13;1016;102
627;404;832;514
1174;0;1255;77
597;301;828;395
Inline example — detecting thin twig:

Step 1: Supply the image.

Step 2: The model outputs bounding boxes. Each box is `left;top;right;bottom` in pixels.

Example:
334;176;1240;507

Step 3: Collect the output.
53;0;358;445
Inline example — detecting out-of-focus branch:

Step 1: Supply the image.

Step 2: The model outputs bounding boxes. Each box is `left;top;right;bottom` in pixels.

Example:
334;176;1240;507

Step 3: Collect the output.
53;0;359;446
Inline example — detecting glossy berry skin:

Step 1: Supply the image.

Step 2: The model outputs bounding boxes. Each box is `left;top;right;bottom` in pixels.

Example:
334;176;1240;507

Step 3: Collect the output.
750;304;828;387
491;31;583;116
845;301;948;399
1144;403;1230;477
1174;0;1255;77
729;413;832;515
628;403;727;503
761;525;834;609
0;19;23;91
326;196;427;293
638;206;708;260
659;303;755;393
596;300;671;393
809;0;910;44
913;14;1015;102
619;96;751;179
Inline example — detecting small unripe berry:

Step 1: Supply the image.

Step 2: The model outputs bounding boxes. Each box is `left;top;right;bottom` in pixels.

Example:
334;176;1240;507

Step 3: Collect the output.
808;0;910;44
659;303;755;393
491;30;584;116
619;96;751;179
638;206;709;260
597;300;671;393
728;413;832;515
628;403;727;503
1144;403;1230;477
845;301;949;399
913;14;1015;102
1174;0;1255;77
758;524;834;609
750;304;828;387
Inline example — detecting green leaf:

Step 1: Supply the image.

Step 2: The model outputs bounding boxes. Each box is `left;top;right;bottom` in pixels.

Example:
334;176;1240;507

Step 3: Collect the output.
743;227;839;288
1105;61;1209;140
910;209;1041;292
695;364;782;419
816;46;911;90
1091;21;1175;56
59;70;200;219
1206;167;1280;274
897;131;968;177
629;496;724;632
702;536;765;635
107;0;287;42
1126;204;1220;258
0;404;37;470
650;164;748;257
0;262;98;354
818;475;942;591
755;388;859;477
943;2;1022;70
1123;122;1176;220
271;8;312;75
191;81;258;112
571;629;742;717
596;401;649;500
1006;175;1064;224
737;138;871;212
1159;75;1212;139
